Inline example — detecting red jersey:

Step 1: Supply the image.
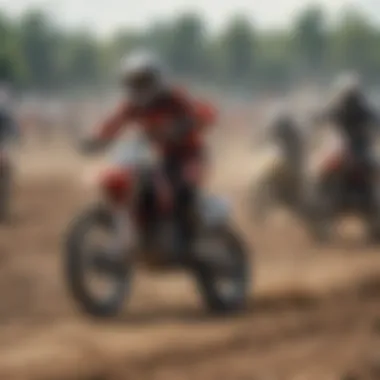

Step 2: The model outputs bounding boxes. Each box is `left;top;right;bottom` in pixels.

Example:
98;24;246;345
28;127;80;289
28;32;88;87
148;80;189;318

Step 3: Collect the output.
96;88;216;156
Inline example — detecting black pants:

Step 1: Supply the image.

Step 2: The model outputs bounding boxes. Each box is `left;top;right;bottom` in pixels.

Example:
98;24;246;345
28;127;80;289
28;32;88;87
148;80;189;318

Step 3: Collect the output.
162;152;202;248
138;150;203;249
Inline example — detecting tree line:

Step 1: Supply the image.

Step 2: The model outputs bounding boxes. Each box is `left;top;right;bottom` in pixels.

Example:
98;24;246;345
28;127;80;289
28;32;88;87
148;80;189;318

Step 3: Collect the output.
1;5;380;93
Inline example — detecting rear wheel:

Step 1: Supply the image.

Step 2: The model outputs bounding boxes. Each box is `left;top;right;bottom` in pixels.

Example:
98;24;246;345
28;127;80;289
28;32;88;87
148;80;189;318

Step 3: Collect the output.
192;226;250;313
64;204;132;318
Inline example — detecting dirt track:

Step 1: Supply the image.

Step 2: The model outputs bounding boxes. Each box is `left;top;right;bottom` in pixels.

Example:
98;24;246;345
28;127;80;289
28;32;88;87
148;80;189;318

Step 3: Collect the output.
0;138;380;379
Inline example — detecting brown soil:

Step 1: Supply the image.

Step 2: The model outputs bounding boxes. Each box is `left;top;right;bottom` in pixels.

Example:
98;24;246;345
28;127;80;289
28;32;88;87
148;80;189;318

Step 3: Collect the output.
0;136;379;380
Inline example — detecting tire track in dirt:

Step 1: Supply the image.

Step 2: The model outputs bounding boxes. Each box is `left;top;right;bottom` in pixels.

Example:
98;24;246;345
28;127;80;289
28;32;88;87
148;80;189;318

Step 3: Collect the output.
1;142;380;379
0;275;378;380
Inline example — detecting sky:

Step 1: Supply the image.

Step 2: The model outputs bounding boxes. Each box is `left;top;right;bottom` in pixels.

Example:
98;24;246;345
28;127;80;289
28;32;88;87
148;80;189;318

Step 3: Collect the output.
0;0;379;36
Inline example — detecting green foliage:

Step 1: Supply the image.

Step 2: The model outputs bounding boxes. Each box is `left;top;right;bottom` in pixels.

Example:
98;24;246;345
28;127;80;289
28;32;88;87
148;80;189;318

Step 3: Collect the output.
18;10;59;89
292;5;327;75
0;5;379;91
165;13;207;77
329;8;377;76
219;16;256;87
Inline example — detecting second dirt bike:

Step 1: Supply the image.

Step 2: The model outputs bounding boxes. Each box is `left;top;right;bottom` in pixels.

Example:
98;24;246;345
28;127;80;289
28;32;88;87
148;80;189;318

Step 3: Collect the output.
64;137;250;317
306;144;380;242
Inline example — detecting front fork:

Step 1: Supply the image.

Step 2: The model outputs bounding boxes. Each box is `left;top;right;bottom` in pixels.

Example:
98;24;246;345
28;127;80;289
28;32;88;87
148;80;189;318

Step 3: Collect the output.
108;207;137;261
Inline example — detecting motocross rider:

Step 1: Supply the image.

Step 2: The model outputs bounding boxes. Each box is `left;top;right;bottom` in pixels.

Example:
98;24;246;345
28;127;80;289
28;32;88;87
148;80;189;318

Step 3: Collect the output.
315;72;380;216
267;106;303;166
82;50;216;260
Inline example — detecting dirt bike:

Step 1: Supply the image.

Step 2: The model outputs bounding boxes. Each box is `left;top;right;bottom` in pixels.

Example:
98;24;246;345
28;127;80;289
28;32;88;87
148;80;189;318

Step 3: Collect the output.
0;147;12;223
64;137;250;318
306;142;380;242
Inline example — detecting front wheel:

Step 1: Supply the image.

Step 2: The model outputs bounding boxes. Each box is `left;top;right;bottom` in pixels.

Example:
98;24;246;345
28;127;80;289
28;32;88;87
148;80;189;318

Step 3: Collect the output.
64;204;132;318
192;225;250;313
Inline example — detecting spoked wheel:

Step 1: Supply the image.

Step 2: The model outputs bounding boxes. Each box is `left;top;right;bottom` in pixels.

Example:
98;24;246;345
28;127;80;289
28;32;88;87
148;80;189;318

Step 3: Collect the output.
192;226;250;313
64;204;132;318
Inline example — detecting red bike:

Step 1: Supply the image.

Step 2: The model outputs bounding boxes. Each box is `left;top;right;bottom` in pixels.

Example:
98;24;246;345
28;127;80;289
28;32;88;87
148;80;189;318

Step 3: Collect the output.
64;137;250;317
307;140;380;242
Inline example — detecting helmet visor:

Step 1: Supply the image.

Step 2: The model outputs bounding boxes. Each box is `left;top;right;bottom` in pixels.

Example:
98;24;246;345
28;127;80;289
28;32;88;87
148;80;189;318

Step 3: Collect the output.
123;70;157;92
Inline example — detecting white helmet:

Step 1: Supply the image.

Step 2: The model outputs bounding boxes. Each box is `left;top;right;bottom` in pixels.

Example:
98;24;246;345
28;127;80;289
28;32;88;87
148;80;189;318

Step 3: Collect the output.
331;71;361;101
267;101;292;126
120;49;165;106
